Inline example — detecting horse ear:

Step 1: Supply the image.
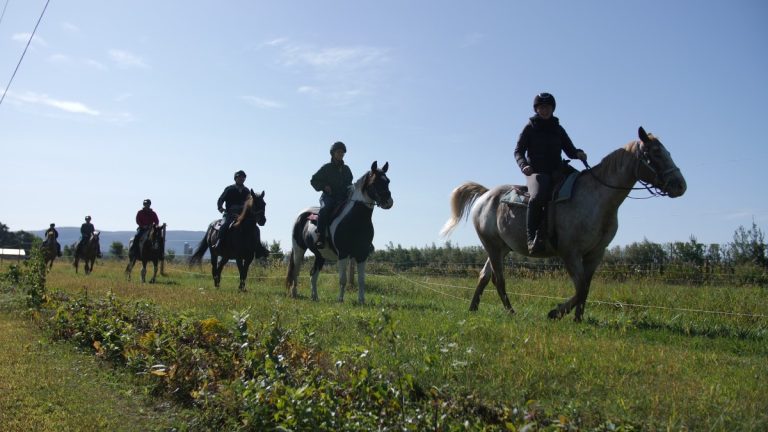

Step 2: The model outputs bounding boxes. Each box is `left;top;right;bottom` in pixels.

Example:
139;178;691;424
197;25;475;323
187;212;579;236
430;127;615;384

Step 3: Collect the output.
638;126;649;143
259;190;265;198
382;162;389;173
371;161;378;171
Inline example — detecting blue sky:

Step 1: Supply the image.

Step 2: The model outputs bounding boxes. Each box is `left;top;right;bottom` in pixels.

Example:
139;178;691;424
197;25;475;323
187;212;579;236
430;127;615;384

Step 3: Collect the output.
1;0;767;251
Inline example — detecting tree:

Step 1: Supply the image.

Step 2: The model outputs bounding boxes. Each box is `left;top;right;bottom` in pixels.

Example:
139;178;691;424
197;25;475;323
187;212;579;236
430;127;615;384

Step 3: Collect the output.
110;241;125;259
166;249;176;263
269;241;283;261
729;221;767;267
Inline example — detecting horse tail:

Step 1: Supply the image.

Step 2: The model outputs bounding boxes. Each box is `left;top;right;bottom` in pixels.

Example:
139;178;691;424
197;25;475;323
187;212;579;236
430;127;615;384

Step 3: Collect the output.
440;181;489;238
285;247;296;289
189;230;209;265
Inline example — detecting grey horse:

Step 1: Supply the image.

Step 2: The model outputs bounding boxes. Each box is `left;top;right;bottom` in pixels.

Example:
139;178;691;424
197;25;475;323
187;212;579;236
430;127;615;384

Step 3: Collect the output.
441;127;687;321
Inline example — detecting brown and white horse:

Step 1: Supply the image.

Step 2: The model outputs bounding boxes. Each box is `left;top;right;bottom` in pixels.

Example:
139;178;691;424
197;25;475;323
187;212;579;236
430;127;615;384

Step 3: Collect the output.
441;127;686;321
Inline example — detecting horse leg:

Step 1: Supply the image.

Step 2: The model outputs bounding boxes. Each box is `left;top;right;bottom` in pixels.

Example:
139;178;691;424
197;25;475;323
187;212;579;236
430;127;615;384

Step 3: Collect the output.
149;259;158;283
572;251;603;321
337;258;349;303
310;256;325;301
469;258;493;311
356;260;367;305
215;257;229;288
125;258;135;281
238;257;253;292
548;252;589;321
73;256;79;273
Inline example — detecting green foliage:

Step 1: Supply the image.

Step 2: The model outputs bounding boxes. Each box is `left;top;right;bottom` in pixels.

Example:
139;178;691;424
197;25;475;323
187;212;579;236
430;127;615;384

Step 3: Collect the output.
730;221;767;267
165;249;176;263
109;241;125;259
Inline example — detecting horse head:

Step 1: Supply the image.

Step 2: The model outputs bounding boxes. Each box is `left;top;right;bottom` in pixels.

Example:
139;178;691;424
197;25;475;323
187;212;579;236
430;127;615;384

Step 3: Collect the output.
148;223;166;250
235;190;266;228
363;161;394;209
634;127;687;198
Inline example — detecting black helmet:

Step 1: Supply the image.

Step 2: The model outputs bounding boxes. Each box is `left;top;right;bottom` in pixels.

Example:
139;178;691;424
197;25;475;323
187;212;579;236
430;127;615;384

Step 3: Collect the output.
50;223;55;227
330;141;347;155
85;215;91;221
533;92;556;111
234;170;246;180
143;199;151;206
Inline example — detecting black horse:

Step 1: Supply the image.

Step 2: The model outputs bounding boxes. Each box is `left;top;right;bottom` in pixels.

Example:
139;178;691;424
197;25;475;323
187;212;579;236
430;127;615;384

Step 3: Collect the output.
125;223;166;283
189;190;268;291
286;161;393;303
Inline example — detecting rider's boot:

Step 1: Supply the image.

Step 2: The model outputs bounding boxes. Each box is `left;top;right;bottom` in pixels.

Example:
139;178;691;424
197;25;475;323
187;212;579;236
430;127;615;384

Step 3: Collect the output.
526;205;545;254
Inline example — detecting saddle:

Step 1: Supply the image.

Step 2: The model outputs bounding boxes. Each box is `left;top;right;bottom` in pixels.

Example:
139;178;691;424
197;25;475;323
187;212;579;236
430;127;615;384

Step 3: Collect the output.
500;162;580;248
307;200;348;225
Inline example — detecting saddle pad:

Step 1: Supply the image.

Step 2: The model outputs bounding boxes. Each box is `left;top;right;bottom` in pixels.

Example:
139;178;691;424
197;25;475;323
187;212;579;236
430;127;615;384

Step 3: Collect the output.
555;172;579;202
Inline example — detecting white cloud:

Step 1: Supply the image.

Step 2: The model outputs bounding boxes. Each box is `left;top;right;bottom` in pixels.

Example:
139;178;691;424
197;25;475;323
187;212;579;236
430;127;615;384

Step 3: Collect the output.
12;32;47;47
49;53;71;64
240;95;283;109
85;59;107;70
108;49;149;69
61;22;80;32
14;92;100;116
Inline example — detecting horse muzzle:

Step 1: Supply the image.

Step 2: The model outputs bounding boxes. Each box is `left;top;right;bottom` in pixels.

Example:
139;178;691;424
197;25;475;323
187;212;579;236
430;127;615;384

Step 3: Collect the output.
378;198;394;209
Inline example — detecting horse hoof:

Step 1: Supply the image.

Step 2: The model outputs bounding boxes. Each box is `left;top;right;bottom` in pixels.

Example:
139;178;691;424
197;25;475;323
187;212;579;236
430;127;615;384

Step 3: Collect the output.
547;309;563;320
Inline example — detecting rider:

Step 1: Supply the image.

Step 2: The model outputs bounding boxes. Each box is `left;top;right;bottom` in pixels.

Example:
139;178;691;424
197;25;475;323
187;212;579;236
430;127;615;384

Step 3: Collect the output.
131;199;160;256
76;215;102;258
514;92;587;254
216;170;251;248
310;141;353;249
44;223;62;257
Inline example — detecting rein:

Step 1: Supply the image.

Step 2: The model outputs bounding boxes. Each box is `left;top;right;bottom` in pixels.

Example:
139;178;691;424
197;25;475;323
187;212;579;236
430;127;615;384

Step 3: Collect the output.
580;142;676;199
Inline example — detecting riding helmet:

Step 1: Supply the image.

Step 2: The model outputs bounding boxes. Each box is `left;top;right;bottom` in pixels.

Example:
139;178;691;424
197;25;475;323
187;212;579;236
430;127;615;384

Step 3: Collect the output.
50;223;55;227
143;199;151;206
234;170;247;180
330;141;347;155
533;92;556;111
85;215;91;221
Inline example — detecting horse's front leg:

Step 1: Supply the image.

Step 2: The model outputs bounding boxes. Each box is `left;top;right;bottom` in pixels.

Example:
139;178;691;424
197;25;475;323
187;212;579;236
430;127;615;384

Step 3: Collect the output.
149;260;158;284
125;259;135;281
212;256;226;288
548;253;591;321
356;260;367;305
140;262;147;283
337;258;349;302
238;257;252;292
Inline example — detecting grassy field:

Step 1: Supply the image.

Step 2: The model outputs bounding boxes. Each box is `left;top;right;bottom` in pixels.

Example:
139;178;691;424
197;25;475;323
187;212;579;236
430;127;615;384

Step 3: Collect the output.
2;258;767;430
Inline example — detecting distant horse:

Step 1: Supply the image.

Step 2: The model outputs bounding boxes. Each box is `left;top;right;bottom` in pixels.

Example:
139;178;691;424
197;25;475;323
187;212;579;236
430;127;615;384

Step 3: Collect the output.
42;231;57;270
189;190;268;291
73;232;100;275
286;161;394;303
441;127;687;321
125;223;166;283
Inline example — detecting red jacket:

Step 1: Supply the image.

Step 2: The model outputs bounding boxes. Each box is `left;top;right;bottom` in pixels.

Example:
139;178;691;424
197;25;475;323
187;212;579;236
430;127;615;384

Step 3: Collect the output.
136;208;159;227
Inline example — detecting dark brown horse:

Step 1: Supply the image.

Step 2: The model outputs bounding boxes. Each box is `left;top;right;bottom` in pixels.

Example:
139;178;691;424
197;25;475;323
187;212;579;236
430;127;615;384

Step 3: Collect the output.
189;190;268;291
441;127;687;321
73;232;100;275
42;231;57;270
125;223;166;283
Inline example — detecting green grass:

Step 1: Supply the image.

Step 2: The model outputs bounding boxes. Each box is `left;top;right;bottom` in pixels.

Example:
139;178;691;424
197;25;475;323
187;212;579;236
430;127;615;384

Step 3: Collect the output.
0;308;194;431
3;258;768;430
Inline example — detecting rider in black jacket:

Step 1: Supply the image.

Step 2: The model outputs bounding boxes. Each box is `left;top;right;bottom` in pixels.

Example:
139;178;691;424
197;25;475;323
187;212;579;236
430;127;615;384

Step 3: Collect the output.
514;93;587;254
310;141;353;248
215;170;251;248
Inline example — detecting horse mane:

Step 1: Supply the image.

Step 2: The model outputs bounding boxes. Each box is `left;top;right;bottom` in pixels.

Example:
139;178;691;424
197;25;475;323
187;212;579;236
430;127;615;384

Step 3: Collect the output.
234;193;254;227
594;139;644;175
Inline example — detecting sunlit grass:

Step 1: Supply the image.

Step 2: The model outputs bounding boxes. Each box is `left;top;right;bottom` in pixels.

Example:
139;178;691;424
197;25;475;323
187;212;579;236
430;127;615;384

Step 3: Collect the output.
5;258;768;430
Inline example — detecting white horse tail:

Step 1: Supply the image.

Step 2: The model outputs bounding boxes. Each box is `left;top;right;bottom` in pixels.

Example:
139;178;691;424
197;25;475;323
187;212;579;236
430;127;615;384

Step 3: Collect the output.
440;182;489;238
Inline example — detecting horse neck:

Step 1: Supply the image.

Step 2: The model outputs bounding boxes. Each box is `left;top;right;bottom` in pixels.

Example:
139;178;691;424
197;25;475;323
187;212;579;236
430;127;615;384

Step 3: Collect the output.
587;144;641;201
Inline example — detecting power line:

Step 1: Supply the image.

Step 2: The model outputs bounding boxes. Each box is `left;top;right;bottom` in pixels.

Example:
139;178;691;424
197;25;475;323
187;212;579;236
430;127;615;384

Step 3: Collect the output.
0;0;11;27
0;0;50;107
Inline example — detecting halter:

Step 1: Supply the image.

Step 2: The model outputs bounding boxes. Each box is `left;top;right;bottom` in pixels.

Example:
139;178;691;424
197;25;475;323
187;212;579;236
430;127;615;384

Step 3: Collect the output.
582;140;680;198
354;170;390;209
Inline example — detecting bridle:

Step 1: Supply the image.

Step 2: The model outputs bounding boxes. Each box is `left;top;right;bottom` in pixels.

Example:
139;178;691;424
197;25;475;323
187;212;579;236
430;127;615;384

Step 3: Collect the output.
358;171;391;209
582;140;680;198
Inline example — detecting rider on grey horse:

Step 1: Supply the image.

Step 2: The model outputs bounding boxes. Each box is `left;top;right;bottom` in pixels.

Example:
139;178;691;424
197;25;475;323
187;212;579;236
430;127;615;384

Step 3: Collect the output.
514;92;587;254
310;141;353;249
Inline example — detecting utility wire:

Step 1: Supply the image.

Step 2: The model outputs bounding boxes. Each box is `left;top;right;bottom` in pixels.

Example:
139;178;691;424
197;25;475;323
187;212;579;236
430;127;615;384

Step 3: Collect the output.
0;0;50;107
0;0;11;27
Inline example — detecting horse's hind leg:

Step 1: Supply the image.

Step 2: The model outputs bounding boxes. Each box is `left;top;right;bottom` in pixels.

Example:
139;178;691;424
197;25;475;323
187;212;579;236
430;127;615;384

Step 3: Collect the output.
355;260;366;305
337;258;349;303
310;256;325;301
470;259;493;311
149;260;158;283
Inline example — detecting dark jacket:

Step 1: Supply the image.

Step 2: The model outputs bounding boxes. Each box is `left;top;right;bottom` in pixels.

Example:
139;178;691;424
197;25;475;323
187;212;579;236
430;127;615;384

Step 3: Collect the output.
514;115;582;174
80;222;95;238
217;184;251;214
45;227;59;239
311;160;353;200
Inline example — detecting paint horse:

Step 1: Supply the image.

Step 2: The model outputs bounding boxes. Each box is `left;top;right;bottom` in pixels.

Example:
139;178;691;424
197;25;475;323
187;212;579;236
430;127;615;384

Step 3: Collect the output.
286;161;393;304
441;127;686;321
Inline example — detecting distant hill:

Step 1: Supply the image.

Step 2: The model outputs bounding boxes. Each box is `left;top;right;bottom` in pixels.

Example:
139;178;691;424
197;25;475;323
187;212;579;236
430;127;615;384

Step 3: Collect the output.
33;227;206;257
